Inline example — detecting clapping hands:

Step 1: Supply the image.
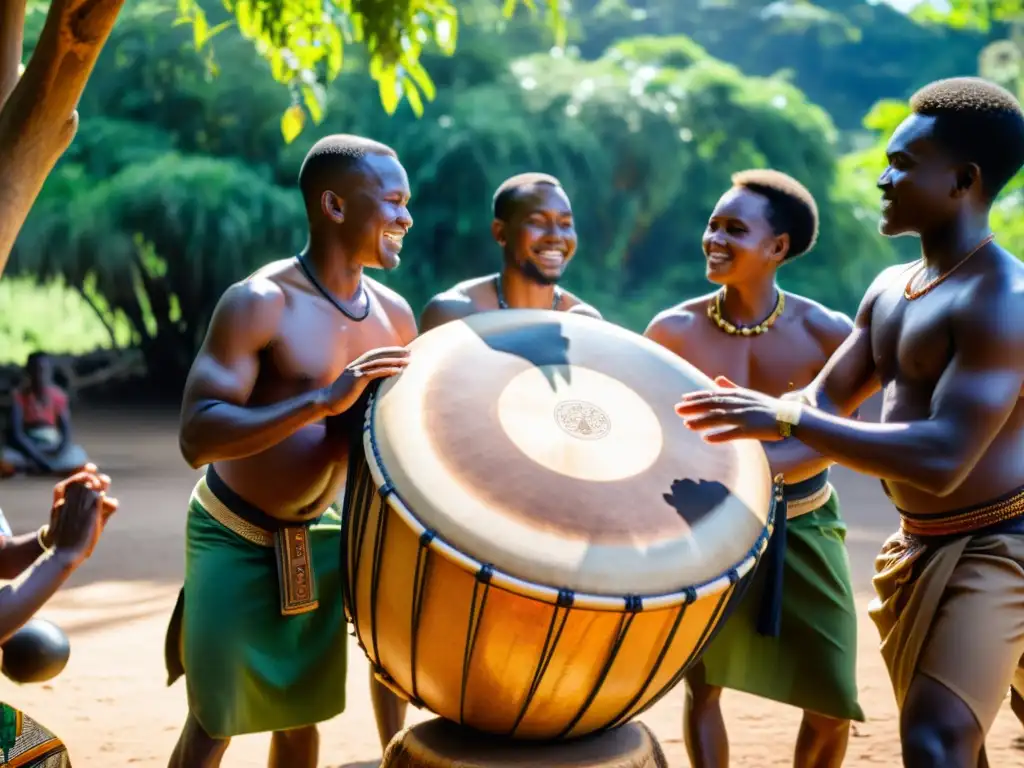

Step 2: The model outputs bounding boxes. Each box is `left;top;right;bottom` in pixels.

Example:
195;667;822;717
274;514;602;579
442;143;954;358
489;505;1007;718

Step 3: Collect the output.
46;463;119;566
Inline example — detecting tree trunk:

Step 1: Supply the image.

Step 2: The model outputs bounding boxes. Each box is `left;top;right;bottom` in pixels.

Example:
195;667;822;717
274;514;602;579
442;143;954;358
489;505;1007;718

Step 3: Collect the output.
0;0;125;277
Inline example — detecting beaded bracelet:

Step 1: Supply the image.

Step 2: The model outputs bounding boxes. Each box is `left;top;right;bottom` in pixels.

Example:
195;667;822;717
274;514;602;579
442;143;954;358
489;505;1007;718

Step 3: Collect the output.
36;524;52;553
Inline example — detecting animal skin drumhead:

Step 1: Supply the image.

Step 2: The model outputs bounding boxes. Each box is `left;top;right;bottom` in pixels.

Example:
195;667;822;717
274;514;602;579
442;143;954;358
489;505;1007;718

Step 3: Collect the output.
370;310;772;597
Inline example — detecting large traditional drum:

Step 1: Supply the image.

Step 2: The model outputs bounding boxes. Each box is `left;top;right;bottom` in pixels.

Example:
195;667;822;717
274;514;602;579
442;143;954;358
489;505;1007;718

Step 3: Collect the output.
342;310;777;740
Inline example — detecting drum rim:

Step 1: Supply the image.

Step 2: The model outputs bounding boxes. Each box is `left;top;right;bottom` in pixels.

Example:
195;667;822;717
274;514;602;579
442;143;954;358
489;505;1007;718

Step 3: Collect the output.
362;390;778;613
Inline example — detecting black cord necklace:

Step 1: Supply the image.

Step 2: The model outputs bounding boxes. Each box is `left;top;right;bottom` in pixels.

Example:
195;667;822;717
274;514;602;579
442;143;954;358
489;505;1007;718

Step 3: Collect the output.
495;274;559;310
296;253;371;322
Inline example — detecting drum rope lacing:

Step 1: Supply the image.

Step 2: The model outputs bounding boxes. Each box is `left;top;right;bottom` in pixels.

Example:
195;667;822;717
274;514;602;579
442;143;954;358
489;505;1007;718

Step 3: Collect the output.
342;385;785;735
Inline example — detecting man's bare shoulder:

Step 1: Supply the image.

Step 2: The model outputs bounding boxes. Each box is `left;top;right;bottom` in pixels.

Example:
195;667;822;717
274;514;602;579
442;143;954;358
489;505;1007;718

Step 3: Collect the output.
365;276;415;318
956;250;1024;336
245;257;303;286
866;261;919;300
558;288;602;319
193;273;288;362
419;280;489;333
448;275;500;301
215;271;288;325
784;293;855;355
365;276;418;343
644;294;714;351
648;294;714;331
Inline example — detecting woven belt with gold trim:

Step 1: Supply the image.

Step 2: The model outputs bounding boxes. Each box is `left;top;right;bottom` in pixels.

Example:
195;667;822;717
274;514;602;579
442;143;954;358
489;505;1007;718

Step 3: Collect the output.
786;482;833;519
898;483;1024;538
193;477;276;547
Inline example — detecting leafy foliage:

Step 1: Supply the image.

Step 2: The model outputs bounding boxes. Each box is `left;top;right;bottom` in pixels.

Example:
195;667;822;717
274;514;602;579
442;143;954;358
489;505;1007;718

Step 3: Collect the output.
571;0;992;133
15;150;304;387
23;0;564;142
846;0;1024;262
172;0;565;141
11;6;910;384
909;0;1024;30
0;278;128;365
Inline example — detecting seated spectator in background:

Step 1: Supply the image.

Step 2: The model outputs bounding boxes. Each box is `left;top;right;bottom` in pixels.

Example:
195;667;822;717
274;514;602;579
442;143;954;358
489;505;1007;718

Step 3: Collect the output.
1;353;89;478
0;464;118;644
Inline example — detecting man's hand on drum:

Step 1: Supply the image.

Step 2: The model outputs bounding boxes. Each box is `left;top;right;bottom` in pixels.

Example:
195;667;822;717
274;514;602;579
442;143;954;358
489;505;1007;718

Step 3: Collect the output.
319;347;410;417
675;376;787;443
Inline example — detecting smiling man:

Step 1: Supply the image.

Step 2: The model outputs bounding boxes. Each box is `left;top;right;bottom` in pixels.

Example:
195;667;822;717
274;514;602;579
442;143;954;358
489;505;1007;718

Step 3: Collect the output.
419;173;601;331
165;134;418;768
675;78;1024;768
645;170;860;768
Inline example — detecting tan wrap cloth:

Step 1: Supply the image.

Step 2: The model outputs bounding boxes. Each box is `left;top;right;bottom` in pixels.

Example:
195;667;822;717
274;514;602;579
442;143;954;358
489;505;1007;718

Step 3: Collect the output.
868;485;1024;731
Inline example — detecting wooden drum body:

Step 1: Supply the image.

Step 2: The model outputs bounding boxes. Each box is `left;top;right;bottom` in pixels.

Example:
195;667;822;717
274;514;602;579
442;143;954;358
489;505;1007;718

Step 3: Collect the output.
342;310;777;740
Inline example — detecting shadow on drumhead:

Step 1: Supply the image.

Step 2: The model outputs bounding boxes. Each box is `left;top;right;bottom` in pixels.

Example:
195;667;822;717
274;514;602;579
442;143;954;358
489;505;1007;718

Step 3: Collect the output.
662;477;731;528
471;318;571;390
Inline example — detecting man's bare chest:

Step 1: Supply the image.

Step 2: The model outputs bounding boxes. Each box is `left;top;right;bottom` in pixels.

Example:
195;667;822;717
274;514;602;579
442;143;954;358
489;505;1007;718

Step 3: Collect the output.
268;305;401;388
683;329;827;396
870;288;953;385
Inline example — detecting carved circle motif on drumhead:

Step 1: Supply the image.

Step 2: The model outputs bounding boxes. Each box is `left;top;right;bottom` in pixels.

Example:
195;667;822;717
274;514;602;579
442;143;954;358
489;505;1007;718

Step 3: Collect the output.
496;364;663;483
554;400;610;440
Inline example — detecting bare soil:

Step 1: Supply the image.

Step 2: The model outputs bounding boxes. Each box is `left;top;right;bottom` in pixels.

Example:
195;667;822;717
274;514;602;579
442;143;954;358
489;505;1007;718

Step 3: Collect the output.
0;407;1021;766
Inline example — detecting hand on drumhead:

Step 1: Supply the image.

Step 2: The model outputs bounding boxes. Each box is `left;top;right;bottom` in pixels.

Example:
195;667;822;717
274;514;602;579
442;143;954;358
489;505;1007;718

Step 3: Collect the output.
320;347;410;417
675;386;786;443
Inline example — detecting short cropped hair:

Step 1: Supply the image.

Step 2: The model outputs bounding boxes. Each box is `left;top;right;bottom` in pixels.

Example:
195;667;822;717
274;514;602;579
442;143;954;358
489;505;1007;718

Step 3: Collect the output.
26;351;48;368
297;134;397;205
492;173;563;221
909;77;1024;200
730;169;819;260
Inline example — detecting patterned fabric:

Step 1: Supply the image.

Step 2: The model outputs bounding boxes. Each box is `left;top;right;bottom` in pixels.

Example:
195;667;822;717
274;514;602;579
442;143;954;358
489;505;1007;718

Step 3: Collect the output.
0;705;69;766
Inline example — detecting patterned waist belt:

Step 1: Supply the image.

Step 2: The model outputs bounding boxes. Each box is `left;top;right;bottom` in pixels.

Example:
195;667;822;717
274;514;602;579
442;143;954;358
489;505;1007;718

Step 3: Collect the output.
786;482;833;519
193;466;324;616
896;483;1024;538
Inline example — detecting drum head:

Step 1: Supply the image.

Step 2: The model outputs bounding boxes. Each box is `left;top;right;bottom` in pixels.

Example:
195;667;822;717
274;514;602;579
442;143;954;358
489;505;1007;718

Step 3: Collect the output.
370;310;772;596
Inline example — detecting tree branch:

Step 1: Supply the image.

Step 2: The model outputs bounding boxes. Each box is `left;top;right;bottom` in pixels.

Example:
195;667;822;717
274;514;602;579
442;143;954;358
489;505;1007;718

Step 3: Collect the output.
0;0;125;277
73;281;119;348
0;0;27;111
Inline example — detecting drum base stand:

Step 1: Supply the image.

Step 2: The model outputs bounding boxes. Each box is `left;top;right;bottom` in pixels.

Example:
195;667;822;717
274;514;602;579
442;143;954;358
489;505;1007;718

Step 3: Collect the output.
379;717;669;768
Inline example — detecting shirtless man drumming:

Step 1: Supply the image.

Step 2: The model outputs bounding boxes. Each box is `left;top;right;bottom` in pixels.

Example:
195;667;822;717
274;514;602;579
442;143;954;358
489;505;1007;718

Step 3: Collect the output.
676;78;1024;768
645;170;862;768
165;134;417;768
420;172;601;331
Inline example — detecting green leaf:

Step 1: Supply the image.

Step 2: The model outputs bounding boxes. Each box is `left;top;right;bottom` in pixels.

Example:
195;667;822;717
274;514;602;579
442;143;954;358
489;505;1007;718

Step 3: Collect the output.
403;77;425;117
301;83;327;124
192;10;209;50
281;104;305;144
407;61;437;102
379;68;401;115
861;99;911;134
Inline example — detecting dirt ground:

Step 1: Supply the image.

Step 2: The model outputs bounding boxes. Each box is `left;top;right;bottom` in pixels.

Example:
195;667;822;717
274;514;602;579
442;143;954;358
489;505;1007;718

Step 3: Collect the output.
0;407;1022;767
